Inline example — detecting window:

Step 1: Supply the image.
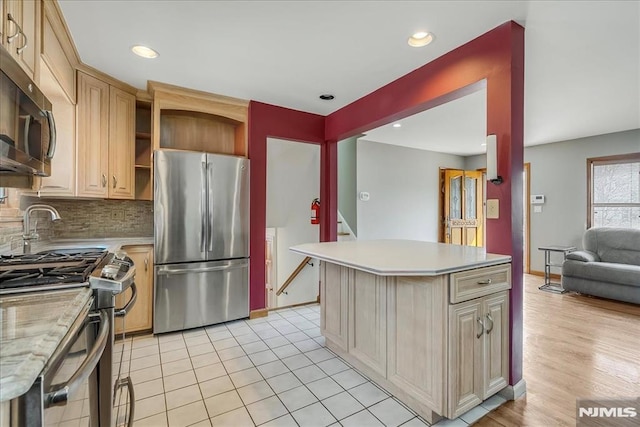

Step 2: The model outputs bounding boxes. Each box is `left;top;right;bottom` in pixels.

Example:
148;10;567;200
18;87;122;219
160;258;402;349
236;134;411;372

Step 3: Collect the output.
587;153;640;229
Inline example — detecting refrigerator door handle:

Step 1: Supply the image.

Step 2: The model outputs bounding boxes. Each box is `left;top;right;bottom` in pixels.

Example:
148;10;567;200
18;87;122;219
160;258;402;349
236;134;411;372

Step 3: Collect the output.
200;160;207;254
157;263;249;276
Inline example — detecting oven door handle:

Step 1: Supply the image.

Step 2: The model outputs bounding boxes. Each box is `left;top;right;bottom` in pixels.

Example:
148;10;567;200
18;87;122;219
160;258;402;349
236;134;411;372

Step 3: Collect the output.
115;282;137;317
45;310;109;406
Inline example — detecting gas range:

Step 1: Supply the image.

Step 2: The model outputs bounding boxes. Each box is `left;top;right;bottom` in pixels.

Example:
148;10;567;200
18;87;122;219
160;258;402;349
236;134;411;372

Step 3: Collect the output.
0;248;136;296
0;249;107;294
1;247;138;426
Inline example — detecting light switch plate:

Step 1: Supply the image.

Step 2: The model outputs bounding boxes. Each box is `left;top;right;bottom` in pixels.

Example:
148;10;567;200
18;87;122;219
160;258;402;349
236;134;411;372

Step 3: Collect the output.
534;205;543;213
486;199;499;219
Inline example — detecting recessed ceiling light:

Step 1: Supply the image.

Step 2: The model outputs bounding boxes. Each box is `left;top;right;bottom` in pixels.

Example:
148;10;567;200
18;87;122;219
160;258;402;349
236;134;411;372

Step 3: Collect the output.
319;94;335;100
408;31;434;48
481;143;487;146
392;123;402;128
131;45;159;59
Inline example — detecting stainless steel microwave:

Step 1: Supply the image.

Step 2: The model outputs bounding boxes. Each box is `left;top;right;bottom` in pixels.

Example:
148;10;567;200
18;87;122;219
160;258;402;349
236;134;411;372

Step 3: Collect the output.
0;45;56;176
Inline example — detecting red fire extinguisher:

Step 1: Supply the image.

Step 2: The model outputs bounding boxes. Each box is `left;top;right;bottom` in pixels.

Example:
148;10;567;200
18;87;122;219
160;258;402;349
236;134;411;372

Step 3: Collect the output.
311;198;320;225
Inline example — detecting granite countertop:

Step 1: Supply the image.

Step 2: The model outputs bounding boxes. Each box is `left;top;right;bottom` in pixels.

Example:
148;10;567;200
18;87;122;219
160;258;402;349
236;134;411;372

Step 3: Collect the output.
290;239;512;276
0;288;93;402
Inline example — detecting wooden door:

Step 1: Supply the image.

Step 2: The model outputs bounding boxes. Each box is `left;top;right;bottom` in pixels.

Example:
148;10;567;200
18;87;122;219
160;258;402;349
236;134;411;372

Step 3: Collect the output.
115;245;153;334
108;87;135;199
448;298;483;418
77;72;109;198
443;169;484;246
482;291;509;399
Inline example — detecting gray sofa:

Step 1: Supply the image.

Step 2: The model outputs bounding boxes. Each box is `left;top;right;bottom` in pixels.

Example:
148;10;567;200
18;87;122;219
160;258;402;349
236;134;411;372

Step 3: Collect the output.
562;227;640;304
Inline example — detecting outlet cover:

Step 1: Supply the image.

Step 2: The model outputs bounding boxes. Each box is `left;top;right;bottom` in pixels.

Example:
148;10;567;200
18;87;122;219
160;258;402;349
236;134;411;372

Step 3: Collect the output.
486;199;499;219
110;210;125;221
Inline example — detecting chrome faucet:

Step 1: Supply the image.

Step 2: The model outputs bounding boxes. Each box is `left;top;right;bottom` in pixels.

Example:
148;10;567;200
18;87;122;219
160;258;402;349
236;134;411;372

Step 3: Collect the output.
23;204;61;254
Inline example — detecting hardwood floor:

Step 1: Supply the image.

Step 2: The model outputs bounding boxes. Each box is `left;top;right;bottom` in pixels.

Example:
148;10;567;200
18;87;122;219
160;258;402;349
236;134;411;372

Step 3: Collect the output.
475;274;640;427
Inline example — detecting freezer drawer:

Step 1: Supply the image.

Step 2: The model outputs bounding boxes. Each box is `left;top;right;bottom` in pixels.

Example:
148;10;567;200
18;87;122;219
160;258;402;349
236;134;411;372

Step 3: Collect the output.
154;259;249;334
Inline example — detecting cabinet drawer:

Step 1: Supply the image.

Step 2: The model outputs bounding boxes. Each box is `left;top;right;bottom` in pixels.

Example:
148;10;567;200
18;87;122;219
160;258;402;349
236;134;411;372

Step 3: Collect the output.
450;264;511;303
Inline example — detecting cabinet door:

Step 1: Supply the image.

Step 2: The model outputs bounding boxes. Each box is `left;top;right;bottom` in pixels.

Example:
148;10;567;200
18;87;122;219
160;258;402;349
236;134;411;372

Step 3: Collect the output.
5;0;38;79
108;87;135;199
348;270;386;377
448;298;483;418
387;276;447;414
482;291;509;399
115;245;153;334
76;72;109;198
37;60;76;196
320;262;348;352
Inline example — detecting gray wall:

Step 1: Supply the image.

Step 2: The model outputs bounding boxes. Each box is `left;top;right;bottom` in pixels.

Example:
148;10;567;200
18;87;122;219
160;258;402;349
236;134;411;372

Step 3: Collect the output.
356;140;465;241
526;129;639;271
338;137;358;235
466;129;640;271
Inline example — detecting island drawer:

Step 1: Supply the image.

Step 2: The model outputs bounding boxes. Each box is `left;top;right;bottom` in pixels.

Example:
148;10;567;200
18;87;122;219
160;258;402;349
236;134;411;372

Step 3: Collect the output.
450;264;511;303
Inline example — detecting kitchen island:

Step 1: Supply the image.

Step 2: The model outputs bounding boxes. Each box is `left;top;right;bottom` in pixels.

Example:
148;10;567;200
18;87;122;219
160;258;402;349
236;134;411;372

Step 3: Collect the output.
291;240;512;422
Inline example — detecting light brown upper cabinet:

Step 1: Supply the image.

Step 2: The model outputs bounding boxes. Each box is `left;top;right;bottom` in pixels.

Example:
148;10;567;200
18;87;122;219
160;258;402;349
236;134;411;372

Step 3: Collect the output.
2;0;39;80
77;71;135;199
148;81;248;156
40;0;79;102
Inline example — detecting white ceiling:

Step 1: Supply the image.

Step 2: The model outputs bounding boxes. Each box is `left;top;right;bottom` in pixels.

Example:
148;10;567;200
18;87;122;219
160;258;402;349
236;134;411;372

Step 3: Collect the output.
360;89;487;156
59;1;639;151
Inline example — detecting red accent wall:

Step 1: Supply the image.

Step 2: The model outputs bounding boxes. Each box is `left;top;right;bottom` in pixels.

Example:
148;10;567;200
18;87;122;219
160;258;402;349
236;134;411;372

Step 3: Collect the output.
248;102;325;312
249;21;524;385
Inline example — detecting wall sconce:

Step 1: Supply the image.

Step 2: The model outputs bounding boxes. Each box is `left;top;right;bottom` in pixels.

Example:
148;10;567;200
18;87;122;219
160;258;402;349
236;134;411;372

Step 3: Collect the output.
486;134;503;185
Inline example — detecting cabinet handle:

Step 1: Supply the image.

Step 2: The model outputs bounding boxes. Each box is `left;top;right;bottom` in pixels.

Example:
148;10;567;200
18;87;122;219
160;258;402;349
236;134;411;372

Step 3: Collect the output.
476;316;485;338
113;175;117;189
101;174;107;188
477;278;492;285
144;257;148;272
6;14;21;44
17;29;28;55
485;313;494;334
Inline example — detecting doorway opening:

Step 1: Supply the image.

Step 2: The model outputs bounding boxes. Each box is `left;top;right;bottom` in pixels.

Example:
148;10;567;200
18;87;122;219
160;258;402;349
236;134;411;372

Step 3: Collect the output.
265;138;321;309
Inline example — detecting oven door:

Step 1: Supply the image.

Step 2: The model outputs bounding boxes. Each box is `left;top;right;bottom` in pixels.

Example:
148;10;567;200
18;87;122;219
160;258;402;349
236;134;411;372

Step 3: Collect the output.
41;309;109;427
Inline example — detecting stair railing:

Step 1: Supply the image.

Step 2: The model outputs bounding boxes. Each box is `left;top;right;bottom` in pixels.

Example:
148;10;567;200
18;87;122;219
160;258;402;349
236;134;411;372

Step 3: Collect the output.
276;256;313;296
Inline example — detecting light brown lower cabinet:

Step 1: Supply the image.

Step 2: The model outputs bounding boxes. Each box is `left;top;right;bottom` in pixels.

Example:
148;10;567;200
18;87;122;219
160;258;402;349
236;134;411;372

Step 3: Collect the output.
320;261;511;423
448;290;509;418
115;245;153;335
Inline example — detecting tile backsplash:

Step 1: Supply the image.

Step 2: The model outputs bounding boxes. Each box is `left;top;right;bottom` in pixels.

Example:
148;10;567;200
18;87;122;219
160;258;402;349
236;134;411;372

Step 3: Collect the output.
0;197;153;253
23;198;154;240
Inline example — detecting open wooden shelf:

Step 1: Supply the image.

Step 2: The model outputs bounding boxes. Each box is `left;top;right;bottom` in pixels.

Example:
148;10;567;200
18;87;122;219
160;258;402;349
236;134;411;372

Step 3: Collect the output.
135;100;152;200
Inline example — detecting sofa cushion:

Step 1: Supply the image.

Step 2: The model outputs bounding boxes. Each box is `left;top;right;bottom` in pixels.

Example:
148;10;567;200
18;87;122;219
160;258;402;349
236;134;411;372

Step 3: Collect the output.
563;260;640;287
566;251;599;262
583;227;640;266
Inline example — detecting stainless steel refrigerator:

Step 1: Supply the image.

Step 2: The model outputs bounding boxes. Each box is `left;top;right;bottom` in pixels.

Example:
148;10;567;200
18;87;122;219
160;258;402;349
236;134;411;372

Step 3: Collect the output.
153;149;249;334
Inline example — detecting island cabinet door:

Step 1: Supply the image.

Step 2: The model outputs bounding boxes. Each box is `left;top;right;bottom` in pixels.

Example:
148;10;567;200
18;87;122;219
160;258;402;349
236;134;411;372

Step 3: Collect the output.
320;262;349;351
387;276;448;414
448;298;484;418
348;270;387;377
482;291;509;399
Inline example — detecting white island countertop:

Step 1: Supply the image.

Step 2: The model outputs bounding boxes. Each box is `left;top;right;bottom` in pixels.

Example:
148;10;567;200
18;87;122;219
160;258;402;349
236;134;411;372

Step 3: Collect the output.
290;240;511;276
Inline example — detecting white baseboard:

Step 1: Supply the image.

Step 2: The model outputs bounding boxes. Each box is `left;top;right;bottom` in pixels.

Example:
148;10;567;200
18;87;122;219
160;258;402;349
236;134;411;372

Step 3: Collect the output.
499;378;527;400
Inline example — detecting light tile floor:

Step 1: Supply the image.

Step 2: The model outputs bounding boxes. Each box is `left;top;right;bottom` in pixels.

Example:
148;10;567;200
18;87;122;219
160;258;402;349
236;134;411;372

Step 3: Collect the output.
108;304;504;427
